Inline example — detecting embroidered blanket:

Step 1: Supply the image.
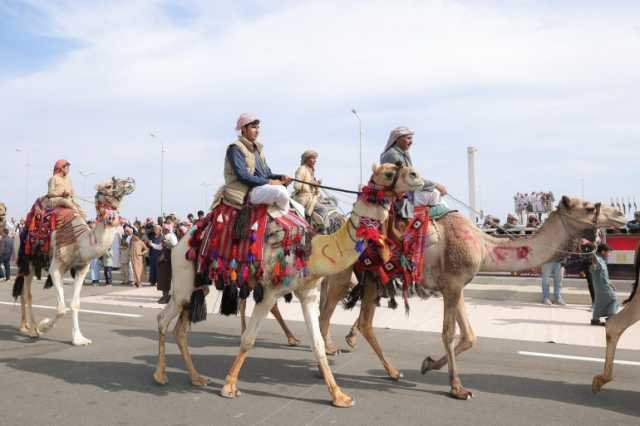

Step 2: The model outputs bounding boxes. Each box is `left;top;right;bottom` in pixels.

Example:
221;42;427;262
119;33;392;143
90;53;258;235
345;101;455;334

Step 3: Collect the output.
187;202;311;292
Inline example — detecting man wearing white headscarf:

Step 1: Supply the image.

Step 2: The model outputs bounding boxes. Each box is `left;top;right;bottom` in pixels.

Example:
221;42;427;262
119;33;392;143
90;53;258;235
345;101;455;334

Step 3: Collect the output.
219;113;302;214
380;126;447;219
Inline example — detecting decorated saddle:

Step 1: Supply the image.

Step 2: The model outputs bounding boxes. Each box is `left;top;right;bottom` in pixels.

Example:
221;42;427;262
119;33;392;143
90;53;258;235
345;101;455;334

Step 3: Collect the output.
186;201;312;320
17;197;80;279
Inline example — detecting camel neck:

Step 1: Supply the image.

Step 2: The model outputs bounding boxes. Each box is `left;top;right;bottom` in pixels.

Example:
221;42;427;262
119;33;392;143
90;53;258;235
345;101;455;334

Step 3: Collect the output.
479;214;573;272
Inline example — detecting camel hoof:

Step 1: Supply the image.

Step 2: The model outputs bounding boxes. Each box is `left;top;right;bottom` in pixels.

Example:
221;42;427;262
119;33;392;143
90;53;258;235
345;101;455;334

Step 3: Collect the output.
287;336;301;347
345;333;357;349
17;324;30;334
420;356;437;374
220;383;242;399
332;391;355;408
389;370;404;381
592;375;608;394
190;375;208;387
450;387;473;400
72;336;92;346
153;371;168;385
37;318;52;333
325;345;341;356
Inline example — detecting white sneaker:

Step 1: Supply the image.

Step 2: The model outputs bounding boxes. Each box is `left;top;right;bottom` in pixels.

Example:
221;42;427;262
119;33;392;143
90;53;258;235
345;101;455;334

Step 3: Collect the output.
542;298;552;305
554;298;567;306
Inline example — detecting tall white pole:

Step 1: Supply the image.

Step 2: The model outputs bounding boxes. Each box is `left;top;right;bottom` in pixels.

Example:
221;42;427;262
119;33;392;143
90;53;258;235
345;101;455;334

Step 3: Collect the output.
467;146;477;219
352;109;363;187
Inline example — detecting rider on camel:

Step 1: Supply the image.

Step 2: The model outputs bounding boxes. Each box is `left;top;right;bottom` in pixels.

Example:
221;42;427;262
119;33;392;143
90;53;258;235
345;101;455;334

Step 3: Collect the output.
219;113;304;216
293;149;330;228
44;160;84;216
380;127;447;219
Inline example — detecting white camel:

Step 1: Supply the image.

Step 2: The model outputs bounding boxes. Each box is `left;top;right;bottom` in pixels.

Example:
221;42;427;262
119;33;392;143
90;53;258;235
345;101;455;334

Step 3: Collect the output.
153;163;424;407
14;177;135;346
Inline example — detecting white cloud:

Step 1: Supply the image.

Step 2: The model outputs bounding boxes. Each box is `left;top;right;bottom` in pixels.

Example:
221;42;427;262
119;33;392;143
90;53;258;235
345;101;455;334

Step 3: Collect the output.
1;0;639;222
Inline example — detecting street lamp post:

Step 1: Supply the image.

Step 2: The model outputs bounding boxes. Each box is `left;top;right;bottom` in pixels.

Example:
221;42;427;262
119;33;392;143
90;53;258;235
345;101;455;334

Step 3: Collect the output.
150;133;166;217
15;148;30;213
351;109;363;187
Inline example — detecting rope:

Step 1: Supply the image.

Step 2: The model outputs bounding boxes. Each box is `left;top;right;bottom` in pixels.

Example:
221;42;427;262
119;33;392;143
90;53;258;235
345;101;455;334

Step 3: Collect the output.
290;178;361;195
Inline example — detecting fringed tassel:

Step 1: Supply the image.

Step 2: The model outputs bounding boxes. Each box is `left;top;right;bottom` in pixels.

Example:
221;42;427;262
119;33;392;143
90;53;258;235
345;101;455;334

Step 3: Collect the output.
239;283;250;300
233;205;251;241
12;275;25;299
70;268;76;279
220;284;239;316
189;289;207;323
343;282;364;310
253;282;264;304
403;285;410;316
284;292;293;303
44;275;53;289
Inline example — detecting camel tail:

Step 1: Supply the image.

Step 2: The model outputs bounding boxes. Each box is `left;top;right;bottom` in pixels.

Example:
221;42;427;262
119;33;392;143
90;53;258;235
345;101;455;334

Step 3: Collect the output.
12;275;24;299
43;274;53;289
343;282;363;310
187;288;207;323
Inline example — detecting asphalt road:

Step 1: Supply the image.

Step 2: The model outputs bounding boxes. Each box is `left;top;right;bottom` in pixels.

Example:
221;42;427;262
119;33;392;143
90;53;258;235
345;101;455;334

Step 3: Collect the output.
0;281;638;426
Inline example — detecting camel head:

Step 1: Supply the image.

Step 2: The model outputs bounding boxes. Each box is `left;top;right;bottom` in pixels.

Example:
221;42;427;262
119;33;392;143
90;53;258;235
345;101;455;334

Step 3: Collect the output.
370;162;424;196
555;196;625;234
96;177;136;210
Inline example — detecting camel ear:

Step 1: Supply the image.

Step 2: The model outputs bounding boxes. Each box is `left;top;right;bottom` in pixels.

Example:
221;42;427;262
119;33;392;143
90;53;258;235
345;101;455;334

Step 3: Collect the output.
371;162;380;173
561;195;572;210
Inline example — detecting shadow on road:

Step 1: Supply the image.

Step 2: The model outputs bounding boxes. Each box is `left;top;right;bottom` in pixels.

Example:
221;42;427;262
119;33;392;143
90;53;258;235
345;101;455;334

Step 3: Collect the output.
400;369;640;418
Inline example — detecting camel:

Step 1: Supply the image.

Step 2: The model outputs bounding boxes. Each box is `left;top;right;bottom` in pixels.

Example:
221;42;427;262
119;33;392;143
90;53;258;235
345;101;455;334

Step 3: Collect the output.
592;243;640;393
13;177;135;346
153;163;424;407
319;196;626;399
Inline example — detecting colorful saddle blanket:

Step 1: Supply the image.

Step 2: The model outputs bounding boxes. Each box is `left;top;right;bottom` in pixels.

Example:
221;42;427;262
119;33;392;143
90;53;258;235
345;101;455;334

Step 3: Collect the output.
354;205;430;287
22;198;78;258
187;202;312;292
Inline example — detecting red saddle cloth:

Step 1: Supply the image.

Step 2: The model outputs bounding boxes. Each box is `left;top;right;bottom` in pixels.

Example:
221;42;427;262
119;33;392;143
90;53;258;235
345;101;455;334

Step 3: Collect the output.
354;205;430;287
22;198;77;257
187;203;311;290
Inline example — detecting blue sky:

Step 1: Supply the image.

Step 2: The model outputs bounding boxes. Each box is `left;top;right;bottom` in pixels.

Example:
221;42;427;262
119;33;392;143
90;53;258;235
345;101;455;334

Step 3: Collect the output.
1;0;639;222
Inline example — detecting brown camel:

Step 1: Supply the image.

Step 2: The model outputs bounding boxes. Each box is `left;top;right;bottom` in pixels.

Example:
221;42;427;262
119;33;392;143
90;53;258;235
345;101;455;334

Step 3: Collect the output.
153;163;424;407
319;196;626;399
592;243;640;393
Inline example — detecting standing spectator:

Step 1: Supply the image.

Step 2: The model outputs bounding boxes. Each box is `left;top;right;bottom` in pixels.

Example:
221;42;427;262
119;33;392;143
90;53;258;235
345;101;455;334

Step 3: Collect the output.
590;244;619;325
100;248;114;286
0;228;14;280
147;225;163;286
197;210;205;221
87;221;101;284
130;232;148;287
541;258;567;305
627;211;640;233
579;239;596;307
152;223;178;304
186;213;195;223
120;226;134;285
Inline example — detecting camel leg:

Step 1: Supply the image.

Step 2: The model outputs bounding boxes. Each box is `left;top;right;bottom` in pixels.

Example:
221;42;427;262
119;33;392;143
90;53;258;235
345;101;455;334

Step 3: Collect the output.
421;292;476;373
23;274;40;338
592;294;640;393
221;291;277;399
345;317;360;349
17;273;31;333
270;302;300;346
296;284;354;407
70;265;91;346
441;289;473;400
319;273;352;355
357;276;403;380
153;298;181;385
37;266;67;333
174;308;207;386
240;298;247;334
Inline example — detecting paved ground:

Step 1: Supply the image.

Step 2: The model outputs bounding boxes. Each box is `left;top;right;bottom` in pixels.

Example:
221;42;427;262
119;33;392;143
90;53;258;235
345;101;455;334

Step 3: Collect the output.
0;277;639;426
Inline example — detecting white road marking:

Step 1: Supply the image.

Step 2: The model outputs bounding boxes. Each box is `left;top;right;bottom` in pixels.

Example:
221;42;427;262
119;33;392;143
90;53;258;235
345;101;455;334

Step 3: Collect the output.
518;351;640;366
0;301;143;318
